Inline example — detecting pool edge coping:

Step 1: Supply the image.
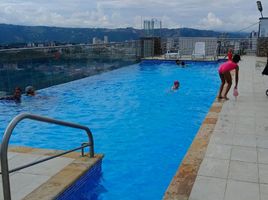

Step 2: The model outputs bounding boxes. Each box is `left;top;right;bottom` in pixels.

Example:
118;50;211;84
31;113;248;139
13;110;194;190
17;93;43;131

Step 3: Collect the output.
6;146;104;200
163;98;224;200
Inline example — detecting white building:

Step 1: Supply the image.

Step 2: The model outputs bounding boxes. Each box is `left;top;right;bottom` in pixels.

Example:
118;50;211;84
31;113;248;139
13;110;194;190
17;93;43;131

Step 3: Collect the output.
104;36;109;44
166;38;174;51
27;42;35;47
93;37;98;44
249;31;258;51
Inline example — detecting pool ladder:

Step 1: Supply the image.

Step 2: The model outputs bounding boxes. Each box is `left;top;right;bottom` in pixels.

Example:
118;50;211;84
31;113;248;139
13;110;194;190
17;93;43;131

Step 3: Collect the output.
0;113;94;200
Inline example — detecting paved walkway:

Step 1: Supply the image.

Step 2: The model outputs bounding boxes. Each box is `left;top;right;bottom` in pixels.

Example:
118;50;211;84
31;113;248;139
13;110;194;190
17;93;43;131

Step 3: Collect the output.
189;56;268;200
0;151;73;200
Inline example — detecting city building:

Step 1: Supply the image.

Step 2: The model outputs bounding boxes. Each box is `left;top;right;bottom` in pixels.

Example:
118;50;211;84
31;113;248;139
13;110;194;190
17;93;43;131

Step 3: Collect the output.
104;36;109;44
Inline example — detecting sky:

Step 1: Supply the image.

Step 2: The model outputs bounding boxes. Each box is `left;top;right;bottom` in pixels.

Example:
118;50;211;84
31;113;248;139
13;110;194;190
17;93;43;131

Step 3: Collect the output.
0;0;266;32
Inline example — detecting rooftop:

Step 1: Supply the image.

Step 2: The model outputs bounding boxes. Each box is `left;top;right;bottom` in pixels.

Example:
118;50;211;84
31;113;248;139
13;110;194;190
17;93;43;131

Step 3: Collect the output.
1;55;267;200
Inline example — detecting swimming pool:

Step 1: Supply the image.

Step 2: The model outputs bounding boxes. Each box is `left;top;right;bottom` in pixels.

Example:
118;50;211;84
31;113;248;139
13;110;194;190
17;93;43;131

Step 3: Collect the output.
0;60;220;199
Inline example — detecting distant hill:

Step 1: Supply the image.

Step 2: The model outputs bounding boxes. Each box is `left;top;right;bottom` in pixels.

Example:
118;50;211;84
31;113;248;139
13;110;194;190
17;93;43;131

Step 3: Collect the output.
0;23;249;45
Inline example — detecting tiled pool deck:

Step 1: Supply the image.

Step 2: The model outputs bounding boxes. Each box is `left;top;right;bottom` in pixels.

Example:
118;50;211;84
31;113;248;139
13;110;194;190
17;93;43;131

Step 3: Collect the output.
0;146;103;200
165;56;268;200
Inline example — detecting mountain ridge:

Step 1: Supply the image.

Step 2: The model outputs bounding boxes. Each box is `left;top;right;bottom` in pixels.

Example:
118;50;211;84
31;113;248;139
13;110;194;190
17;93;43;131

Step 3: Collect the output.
0;23;249;45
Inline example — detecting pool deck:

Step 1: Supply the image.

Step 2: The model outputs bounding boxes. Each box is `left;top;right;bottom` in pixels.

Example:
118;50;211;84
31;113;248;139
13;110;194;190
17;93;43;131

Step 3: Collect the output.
143;55;222;61
164;56;268;200
0;146;103;200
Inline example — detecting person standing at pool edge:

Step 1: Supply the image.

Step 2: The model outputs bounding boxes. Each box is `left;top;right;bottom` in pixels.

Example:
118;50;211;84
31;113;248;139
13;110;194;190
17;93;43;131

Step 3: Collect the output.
217;54;241;100
227;48;233;61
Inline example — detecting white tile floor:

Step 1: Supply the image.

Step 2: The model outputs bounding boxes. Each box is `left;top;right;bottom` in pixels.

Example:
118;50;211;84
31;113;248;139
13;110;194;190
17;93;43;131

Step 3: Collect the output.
189;56;268;200
0;152;73;200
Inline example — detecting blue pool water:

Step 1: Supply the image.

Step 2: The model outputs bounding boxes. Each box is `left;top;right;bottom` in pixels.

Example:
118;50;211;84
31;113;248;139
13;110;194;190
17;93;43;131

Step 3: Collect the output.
0;60;220;199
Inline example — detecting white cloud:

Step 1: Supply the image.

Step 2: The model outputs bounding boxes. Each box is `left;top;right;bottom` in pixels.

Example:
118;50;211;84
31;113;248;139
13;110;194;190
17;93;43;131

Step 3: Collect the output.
0;0;265;31
197;12;223;30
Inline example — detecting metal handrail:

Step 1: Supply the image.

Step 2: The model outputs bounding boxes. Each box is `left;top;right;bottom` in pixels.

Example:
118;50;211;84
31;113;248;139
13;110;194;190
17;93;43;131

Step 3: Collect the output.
0;113;94;200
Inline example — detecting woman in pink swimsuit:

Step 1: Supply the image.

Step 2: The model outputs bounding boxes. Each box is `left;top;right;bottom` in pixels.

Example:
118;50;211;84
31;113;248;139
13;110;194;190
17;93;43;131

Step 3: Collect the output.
218;54;241;100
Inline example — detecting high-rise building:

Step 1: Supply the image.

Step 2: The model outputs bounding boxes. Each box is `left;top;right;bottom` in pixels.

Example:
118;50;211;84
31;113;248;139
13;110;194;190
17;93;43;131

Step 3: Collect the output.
249;31;258;51
93;37;98;44
104;36;109;44
143;18;162;37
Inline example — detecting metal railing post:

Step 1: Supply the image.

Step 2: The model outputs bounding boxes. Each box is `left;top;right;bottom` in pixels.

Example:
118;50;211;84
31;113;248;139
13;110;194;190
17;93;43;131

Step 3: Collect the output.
0;113;95;200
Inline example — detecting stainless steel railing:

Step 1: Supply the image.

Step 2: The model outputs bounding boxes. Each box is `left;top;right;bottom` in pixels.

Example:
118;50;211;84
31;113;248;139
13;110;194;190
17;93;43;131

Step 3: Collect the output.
0;113;94;200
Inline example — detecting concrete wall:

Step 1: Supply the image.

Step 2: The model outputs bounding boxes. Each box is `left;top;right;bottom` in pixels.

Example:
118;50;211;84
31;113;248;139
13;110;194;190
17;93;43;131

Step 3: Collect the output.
257;38;268;57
